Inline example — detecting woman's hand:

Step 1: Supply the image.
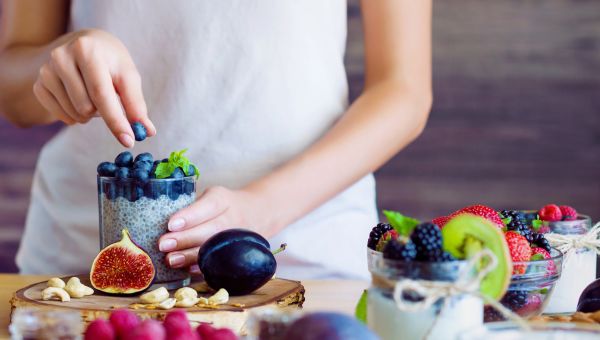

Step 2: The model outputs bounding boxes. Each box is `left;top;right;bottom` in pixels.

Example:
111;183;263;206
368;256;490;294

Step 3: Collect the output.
158;186;272;271
33;29;155;147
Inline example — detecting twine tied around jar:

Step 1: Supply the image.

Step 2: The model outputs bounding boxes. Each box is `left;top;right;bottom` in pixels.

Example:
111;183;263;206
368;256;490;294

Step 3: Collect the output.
391;249;530;339
545;222;600;256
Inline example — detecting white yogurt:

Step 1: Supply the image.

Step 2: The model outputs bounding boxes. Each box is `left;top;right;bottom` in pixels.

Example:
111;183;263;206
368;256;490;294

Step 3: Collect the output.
544;249;596;314
367;288;483;340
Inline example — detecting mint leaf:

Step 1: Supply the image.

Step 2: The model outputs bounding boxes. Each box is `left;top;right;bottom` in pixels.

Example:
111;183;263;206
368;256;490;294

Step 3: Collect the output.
192;165;200;179
531;219;543;231
383;210;420;237
355;290;368;323
155;162;175;179
502;217;511;226
530;254;545;261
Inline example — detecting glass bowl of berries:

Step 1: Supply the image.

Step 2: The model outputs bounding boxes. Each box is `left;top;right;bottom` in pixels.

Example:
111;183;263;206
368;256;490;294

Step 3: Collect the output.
484;248;563;321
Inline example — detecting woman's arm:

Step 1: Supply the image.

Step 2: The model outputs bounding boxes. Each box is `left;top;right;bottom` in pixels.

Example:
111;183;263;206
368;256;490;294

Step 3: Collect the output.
162;0;432;269
0;0;154;146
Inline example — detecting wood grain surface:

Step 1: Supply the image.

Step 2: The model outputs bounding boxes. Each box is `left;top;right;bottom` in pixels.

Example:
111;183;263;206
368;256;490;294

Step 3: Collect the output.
1;0;599;272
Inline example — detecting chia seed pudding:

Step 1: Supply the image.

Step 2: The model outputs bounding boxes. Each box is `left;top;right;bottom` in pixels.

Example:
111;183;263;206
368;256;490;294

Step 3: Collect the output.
98;176;196;288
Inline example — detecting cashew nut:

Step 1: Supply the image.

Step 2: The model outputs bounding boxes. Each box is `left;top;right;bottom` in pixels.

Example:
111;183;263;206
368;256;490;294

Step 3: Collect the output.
64;277;94;298
207;288;229;305
47;277;66;289
175;297;200;308
140;287;169;304
42;287;70;302
198;297;209;305
157;298;177;310
175;287;198;301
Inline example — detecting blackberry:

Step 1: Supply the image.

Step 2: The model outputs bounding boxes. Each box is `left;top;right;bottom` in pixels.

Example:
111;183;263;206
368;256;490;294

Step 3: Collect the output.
501;210;533;243
424;249;456;262
500;290;528;311
383;239;417;261
531;233;551;252
367;223;393;250
484;306;505;322
410;223;442;260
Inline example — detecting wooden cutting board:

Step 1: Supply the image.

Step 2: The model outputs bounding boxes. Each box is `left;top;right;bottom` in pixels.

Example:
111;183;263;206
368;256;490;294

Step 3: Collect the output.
10;275;305;335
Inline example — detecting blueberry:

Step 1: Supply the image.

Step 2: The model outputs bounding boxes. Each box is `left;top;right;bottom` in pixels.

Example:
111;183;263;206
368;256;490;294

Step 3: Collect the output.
116;167;130;179
162;158;169;163
97;162;118;176
131;122;147;142
153;160;161;167
148;181;167;199
133;160;153;172
114;151;134;167
102;181;118;200
170;167;185;179
187;164;195;176
131;185;145;201
184;180;195;195
132;167;150;184
134;152;153;164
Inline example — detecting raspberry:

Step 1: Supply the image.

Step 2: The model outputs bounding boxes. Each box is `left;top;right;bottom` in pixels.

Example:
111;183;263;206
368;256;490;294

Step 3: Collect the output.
505;231;532;274
451;204;504;229
500;210;533;243
517;294;543;316
109;309;140;339
531;233;551;252
124;319;166;340
84;319;115;340
559;205;577;221
382;239;417;261
539;204;562;222
432;216;450;228
410;223;442;261
367;223;393;250
164;310;193;339
375;230;399;252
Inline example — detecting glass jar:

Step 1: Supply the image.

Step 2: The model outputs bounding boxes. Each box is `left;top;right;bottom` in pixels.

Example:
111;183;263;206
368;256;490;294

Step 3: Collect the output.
98;175;196;289
543;215;595;314
368;257;483;340
10;308;82;340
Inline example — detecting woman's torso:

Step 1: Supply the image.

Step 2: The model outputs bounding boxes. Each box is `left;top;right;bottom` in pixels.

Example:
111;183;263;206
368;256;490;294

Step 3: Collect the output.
17;0;376;278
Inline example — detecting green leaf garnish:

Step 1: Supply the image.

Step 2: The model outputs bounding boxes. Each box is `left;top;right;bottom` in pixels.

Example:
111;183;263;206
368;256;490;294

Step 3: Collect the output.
502;217;512;226
531;219;543;231
383;210;420;237
355;290;368;323
153;149;200;179
530;254;545;261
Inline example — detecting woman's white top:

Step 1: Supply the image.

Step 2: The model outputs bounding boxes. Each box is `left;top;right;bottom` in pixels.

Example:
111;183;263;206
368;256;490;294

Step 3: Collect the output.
17;0;377;279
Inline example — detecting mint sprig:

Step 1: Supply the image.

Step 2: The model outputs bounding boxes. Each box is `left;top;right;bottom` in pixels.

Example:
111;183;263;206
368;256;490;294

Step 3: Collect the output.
355;290;368;324
154;149;200;179
383;210;420;237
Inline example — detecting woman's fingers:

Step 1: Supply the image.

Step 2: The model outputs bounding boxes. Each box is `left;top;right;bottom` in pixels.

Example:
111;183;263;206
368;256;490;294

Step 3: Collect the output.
165;247;200;269
38;63;83;122
168;186;230;232
76;50;135;148
159;216;225;253
49;50;96;119
113;68;156;136
32;80;76;125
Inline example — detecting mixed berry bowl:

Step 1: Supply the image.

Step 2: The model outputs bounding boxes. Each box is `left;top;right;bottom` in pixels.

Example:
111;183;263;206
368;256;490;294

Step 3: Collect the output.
485;248;563;321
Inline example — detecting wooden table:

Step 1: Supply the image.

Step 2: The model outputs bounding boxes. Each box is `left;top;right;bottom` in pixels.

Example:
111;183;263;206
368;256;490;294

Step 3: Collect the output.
0;274;368;339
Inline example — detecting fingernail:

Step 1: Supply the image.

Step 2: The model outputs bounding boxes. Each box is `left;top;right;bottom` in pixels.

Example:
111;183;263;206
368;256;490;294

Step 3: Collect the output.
169;253;185;267
119;133;134;148
159;238;177;252
189;264;201;274
168;218;185;231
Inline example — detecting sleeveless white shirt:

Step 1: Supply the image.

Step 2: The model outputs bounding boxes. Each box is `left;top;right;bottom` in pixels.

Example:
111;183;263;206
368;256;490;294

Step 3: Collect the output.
17;0;377;279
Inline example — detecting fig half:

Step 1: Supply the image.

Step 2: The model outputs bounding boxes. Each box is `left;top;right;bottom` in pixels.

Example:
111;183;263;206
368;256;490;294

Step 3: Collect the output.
90;229;155;294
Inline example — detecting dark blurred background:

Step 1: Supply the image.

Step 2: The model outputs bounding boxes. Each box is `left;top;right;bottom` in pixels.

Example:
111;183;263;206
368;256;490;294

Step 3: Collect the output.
1;0;599;272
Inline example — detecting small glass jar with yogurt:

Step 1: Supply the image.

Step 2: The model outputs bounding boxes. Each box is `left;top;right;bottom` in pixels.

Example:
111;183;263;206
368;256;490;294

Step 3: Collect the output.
367;257;483;340
542;215;595;314
10;308;82;340
98;175;196;289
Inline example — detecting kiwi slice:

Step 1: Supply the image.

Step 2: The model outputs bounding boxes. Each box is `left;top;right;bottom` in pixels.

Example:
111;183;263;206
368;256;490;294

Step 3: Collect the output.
441;214;512;301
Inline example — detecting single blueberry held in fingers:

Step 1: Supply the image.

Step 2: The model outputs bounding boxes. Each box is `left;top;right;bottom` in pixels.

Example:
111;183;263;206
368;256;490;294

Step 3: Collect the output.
97;162;118;176
116;167;130;179
132;167;150;184
114;151;134;168
134;152;153;164
131;122;147;141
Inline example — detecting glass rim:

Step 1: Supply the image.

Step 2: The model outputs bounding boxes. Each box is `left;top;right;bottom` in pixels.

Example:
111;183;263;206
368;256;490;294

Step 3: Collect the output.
97;175;196;182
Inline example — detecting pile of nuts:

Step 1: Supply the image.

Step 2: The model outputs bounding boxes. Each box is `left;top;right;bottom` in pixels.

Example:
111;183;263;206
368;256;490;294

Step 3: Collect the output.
41;277;94;302
530;311;600;324
130;286;230;310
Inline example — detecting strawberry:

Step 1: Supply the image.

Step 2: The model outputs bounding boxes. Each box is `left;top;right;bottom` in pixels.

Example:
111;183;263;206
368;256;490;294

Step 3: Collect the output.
539;204;562;222
432;216;450;228
559;205;577;221
375;230;399;252
450;204;504;229
517;293;542;316
505;231;532;274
